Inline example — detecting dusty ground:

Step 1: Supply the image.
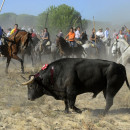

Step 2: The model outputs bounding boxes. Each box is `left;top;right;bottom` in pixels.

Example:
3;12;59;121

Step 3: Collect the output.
0;58;130;130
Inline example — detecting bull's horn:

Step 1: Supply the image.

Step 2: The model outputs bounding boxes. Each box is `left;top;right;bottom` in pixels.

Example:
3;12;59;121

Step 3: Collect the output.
22;76;34;85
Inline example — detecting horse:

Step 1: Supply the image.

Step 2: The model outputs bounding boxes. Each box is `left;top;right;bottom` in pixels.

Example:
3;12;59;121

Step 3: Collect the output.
82;37;106;59
56;36;86;58
101;37;111;59
1;30;32;73
111;39;130;65
24;36;40;66
34;39;57;62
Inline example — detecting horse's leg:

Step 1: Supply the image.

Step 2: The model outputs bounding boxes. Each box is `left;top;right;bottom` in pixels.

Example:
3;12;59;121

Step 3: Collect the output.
5;57;11;74
12;54;24;73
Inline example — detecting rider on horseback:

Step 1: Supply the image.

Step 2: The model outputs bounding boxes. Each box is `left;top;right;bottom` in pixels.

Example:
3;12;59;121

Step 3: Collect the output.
41;28;50;51
96;28;104;39
58;30;63;37
10;24;19;35
65;27;76;47
90;28;96;45
0;26;3;56
0;26;2;45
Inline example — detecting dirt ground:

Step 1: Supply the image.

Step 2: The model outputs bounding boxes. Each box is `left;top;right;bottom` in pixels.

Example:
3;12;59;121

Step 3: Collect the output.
0;58;130;130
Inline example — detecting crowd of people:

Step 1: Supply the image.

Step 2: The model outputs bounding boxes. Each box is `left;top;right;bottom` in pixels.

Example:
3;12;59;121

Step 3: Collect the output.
0;24;130;52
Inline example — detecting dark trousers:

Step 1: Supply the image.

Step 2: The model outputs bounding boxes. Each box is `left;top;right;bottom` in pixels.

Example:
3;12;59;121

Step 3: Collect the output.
42;40;48;47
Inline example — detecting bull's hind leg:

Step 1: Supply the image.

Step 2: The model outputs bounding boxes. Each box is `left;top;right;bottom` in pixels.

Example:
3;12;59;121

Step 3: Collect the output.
103;79;124;115
103;94;114;115
69;96;82;113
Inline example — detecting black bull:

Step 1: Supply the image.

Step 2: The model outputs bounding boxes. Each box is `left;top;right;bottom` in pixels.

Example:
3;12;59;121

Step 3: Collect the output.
22;58;130;115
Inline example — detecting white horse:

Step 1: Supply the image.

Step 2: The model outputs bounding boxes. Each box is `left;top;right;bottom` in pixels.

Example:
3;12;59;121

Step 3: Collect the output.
82;37;111;59
111;39;130;65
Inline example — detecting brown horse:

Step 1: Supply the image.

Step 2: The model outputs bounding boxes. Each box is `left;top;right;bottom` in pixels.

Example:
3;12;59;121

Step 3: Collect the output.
56;36;86;58
1;30;32;73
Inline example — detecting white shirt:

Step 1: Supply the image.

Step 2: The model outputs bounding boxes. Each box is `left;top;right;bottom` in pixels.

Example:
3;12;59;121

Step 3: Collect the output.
104;30;109;38
118;34;124;39
7;31;11;37
96;31;104;38
75;30;80;39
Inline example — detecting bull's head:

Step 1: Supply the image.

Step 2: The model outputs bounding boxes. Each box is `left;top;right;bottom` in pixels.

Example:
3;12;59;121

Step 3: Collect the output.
22;75;44;101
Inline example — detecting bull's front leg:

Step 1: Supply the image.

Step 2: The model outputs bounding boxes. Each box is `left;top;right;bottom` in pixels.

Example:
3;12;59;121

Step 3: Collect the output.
69;96;82;113
5;57;11;74
64;99;69;114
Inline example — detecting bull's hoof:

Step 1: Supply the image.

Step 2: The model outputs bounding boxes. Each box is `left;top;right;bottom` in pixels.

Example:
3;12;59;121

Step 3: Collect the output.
64;110;70;114
75;109;82;114
102;111;107;116
73;107;82;113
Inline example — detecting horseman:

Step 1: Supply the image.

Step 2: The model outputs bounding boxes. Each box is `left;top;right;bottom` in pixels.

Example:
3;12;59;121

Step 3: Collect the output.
126;30;130;44
30;29;37;39
90;28;96;45
65;27;76;47
7;28;11;37
10;24;19;35
41;28;50;51
118;30;125;40
96;28;104;39
104;28;109;39
0;26;3;54
75;26;81;41
58;30;63;37
0;26;3;45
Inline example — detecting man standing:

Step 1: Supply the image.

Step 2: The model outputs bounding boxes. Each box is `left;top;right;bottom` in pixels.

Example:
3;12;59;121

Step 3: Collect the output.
75;26;81;41
104;28;109;39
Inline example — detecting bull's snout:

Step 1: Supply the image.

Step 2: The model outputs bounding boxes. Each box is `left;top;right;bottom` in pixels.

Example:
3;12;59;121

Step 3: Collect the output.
28;97;34;101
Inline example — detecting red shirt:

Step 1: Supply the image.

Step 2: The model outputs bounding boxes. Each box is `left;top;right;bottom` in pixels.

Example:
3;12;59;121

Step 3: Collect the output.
31;33;37;38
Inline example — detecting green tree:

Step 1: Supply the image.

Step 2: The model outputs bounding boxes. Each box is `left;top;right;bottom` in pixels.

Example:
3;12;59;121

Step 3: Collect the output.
37;4;83;40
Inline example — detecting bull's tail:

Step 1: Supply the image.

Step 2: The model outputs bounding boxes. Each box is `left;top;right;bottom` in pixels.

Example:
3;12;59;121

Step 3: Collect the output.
125;74;130;90
121;64;130;89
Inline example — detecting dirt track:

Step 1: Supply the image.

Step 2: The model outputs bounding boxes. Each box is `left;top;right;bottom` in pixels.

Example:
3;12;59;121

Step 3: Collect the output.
0;59;130;130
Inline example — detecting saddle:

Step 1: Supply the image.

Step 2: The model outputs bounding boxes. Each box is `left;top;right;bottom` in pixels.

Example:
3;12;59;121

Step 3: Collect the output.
76;40;82;45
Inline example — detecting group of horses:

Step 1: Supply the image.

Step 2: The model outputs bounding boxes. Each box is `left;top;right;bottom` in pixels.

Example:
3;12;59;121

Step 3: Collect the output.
0;30;129;74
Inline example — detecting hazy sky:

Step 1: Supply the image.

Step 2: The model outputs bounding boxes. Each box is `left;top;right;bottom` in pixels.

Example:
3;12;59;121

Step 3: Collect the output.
0;0;130;24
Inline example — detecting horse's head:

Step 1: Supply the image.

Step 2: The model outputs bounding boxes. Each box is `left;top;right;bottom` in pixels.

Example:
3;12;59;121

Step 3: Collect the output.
56;35;66;46
81;31;88;41
111;39;120;55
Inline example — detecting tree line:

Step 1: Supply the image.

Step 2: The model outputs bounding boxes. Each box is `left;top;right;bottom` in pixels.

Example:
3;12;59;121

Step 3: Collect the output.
0;4;112;40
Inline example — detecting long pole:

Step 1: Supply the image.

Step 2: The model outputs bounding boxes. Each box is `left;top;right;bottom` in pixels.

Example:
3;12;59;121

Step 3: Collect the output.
45;12;48;28
93;16;96;44
0;0;5;13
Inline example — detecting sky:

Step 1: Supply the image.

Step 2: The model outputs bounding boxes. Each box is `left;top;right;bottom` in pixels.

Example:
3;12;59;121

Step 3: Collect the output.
0;0;130;24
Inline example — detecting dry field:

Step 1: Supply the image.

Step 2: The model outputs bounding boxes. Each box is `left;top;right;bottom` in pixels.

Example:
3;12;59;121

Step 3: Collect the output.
0;58;130;130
